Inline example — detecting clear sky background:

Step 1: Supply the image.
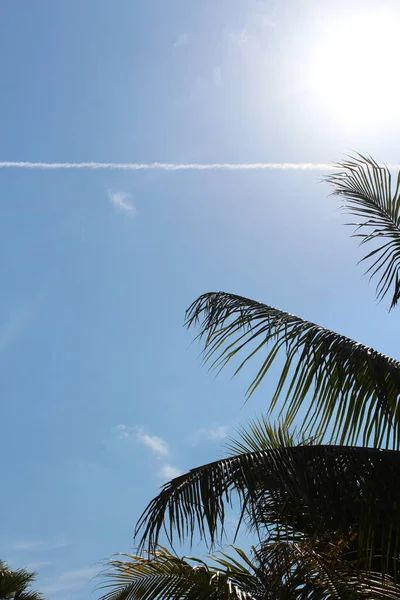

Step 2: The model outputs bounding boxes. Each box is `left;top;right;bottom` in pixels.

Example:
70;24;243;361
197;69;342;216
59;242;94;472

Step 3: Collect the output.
1;0;400;598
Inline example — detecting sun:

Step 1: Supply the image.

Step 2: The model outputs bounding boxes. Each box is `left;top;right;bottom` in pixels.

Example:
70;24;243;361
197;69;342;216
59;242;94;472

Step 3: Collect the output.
308;8;400;126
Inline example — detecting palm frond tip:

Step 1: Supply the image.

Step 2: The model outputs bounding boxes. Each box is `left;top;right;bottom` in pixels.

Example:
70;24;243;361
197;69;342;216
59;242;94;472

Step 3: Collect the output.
98;546;255;600
326;153;400;309
185;291;400;449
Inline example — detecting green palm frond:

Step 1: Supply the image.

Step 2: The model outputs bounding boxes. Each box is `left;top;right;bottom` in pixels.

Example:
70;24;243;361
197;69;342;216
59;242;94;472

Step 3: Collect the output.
98;546;254;600
11;593;44;600
101;543;400;600
0;562;43;600
98;543;400;600
135;444;400;573
326;154;400;309
226;415;318;455
224;417;311;541
185;291;400;448
257;536;400;600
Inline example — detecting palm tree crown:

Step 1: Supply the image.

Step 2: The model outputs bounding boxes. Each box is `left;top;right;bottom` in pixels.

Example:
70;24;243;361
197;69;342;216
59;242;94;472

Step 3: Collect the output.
101;155;400;600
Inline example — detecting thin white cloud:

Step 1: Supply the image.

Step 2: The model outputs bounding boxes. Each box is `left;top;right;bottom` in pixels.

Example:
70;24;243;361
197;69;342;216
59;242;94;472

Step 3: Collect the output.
25;561;52;571
212;66;222;86
40;567;101;596
41;565;99;596
115;423;131;440
159;464;182;479
191;424;230;445
0;160;348;171
60;566;100;582
229;27;249;45
260;16;276;28
0;307;32;354
115;425;169;456
107;190;136;215
228;0;277;47
40;581;81;596
135;427;169;456
11;536;67;551
172;32;189;48
0;291;45;355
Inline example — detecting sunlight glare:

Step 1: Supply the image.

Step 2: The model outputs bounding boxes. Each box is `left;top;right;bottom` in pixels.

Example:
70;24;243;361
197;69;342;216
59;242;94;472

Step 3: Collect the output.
309;9;400;125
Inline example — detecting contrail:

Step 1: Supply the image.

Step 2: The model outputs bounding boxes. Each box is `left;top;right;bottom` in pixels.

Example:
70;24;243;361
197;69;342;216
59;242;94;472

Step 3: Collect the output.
0;161;336;171
0;161;399;172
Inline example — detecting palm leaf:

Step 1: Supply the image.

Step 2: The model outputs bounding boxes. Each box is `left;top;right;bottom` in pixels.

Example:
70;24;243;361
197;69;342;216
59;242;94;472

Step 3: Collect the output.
0;562;43;600
257;536;400;600
326;154;400;309
225;415;318;455
97;546;254;600
99;544;400;600
185;291;400;448
135;444;400;574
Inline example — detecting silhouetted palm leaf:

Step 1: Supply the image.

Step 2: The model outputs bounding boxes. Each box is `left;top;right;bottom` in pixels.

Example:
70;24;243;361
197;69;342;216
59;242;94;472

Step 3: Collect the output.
135;444;400;574
98;544;400;600
0;561;43;600
327;154;400;309
225;415;318;455
256;536;400;600
98;546;254;600
185;292;400;448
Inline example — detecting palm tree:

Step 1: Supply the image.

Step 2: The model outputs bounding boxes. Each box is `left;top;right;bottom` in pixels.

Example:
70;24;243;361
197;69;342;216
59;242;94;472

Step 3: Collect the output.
0;561;43;600
99;541;400;600
103;155;400;599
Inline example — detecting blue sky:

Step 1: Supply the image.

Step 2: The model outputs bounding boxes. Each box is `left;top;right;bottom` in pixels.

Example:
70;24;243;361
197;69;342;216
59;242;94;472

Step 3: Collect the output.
2;0;400;598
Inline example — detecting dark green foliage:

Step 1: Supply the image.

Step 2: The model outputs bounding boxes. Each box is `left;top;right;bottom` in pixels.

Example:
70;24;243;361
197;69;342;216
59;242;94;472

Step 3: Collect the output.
135;443;400;575
99;544;400;600
103;156;400;600
0;561;43;600
98;546;252;600
186;291;400;449
327;154;400;309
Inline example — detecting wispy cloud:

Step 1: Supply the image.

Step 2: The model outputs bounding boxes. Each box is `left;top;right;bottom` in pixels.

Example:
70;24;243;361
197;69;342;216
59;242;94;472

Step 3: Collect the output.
229;28;249;45
135;427;169;456
11;536;67;551
0;307;33;354
59;566;100;582
228;0;277;47
172;32;189;48
107;190;136;215
0;291;45;355
158;464;182;479
25;561;52;571
40;582;80;596
115;423;132;440
115;425;179;479
212;66;222;86
41;565;99;596
191;424;230;445
115;425;169;456
0;160;345;171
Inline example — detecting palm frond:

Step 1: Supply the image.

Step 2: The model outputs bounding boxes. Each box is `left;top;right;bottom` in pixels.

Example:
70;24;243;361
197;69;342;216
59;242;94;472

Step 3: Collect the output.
13;593;44;600
257;536;400;600
224;538;400;600
185;291;400;448
97;546;254;600
135;444;400;573
0;562;43;600
226;415;318;455
98;543;400;600
110;539;400;600
326;154;400;309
